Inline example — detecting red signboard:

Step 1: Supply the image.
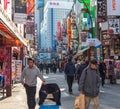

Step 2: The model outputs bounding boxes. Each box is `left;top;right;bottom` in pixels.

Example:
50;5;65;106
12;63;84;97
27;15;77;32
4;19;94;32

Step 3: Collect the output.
112;0;116;10
26;0;35;14
4;0;10;10
57;22;61;41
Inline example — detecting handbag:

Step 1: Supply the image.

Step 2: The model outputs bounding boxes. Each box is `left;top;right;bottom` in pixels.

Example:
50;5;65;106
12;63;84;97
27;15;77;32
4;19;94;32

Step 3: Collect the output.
74;93;85;109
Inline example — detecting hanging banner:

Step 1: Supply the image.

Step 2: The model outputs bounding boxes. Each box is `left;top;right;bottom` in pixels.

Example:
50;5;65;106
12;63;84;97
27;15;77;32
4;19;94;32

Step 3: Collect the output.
14;0;27;24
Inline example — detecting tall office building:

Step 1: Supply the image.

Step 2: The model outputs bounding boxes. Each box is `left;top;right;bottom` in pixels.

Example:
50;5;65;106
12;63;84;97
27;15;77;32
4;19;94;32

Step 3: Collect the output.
41;1;73;50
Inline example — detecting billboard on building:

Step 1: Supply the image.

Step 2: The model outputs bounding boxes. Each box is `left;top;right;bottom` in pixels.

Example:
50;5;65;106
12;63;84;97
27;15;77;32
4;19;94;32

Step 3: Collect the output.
108;19;120;34
107;0;120;16
26;0;35;14
14;0;27;24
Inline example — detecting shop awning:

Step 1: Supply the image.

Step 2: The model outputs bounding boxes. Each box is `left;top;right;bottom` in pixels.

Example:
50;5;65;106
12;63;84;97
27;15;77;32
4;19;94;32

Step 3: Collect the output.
0;6;28;47
87;38;101;47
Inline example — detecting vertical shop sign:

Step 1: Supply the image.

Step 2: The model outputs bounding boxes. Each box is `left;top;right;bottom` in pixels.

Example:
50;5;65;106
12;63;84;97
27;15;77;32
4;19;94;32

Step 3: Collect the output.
97;0;107;22
26;22;34;34
107;0;120;16
15;60;22;82
57;22;61;41
80;32;88;46
67;18;71;46
26;0;35;14
12;60;16;82
4;0;10;10
112;0;116;10
96;45;103;61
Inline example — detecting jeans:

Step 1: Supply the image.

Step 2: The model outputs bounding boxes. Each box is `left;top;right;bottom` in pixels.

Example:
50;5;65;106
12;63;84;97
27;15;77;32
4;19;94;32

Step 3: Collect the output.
24;84;36;109
66;76;74;93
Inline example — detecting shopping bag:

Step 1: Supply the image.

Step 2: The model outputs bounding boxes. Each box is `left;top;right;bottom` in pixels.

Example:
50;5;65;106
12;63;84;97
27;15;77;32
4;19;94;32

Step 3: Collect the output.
74;93;85;109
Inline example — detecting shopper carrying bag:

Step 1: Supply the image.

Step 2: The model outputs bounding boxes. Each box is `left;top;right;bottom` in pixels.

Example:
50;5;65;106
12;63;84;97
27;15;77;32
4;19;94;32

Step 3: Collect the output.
74;93;85;109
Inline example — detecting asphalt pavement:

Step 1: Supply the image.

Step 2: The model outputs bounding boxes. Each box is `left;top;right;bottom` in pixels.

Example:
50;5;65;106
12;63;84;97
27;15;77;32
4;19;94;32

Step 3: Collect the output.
0;72;120;109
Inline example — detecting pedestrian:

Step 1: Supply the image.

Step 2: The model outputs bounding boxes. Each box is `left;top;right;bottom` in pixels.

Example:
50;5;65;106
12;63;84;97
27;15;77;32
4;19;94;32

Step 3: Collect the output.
99;60;106;87
21;58;46;109
75;60;88;84
38;62;44;74
79;59;101;109
108;61;115;84
45;62;49;74
64;56;75;94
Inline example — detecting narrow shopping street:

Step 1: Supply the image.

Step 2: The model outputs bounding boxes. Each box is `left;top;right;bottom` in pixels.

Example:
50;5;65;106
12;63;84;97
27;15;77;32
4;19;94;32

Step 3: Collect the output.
0;72;120;109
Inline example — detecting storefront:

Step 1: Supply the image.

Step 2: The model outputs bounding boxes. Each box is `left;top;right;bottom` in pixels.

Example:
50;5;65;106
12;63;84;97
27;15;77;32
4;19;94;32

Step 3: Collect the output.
0;6;27;97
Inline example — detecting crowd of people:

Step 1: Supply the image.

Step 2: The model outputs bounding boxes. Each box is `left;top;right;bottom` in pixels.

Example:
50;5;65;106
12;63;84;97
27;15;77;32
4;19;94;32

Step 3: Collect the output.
63;56;120;109
36;61;59;74
20;57;120;109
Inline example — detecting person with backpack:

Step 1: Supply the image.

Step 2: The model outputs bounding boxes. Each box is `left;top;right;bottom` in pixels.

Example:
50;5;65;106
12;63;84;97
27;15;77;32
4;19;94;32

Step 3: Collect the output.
64;56;76;94
79;59;101;109
75;60;88;84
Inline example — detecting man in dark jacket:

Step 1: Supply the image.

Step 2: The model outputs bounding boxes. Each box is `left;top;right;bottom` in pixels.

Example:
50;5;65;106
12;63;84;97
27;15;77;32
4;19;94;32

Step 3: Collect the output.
75;60;88;84
79;59;100;109
64;56;75;94
99;60;106;87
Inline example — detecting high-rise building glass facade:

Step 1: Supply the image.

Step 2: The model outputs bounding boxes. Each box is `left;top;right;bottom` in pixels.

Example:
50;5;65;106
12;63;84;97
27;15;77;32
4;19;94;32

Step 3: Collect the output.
41;1;73;50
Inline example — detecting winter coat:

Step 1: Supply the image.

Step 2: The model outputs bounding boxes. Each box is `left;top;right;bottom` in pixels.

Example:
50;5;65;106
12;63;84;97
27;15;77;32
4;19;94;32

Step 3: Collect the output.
64;62;75;76
75;63;88;83
79;66;101;97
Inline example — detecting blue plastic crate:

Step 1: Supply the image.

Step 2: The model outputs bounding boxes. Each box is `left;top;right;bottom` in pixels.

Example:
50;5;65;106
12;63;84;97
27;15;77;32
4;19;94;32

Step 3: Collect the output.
39;105;59;109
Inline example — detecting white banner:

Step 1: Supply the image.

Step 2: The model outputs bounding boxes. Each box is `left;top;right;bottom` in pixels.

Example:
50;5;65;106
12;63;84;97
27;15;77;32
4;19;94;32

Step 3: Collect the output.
107;0;120;16
14;13;27;24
